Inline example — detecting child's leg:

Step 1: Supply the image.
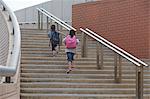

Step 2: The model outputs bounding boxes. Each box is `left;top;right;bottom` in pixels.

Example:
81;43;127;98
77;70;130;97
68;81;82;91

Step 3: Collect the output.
66;52;72;74
71;53;75;68
68;61;72;70
52;43;57;56
55;45;59;54
66;61;72;74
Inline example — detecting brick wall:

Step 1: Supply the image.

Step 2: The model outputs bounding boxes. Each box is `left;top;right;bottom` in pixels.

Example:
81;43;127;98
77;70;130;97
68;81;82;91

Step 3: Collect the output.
72;0;150;59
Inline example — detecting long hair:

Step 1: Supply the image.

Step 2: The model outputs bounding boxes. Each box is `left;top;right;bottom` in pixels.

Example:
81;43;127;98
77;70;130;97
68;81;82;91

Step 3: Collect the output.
69;30;75;38
51;25;56;32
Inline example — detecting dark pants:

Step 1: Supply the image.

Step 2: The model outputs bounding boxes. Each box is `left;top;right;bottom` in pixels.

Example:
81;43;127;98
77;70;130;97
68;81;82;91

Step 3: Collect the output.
52;43;57;51
50;40;58;51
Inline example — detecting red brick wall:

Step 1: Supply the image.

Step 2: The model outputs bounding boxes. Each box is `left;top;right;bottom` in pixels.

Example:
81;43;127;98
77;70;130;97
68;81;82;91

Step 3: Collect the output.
72;0;150;59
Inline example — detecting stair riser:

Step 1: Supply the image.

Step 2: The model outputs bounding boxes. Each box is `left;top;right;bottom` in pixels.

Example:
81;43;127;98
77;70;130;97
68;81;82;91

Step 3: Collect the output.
21;83;137;88
20;78;135;83
21;69;135;74
20;65;136;70
21;89;135;94
21;74;138;79
20;95;135;99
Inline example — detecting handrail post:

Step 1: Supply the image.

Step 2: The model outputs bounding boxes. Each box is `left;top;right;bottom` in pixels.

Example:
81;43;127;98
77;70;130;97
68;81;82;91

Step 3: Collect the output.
81;32;87;57
56;23;59;31
96;42;100;69
100;44;103;69
46;16;49;32
114;53;122;83
136;66;143;99
38;10;40;29
49;19;52;26
118;55;122;82
41;12;43;30
59;26;63;46
97;42;103;69
5;77;11;83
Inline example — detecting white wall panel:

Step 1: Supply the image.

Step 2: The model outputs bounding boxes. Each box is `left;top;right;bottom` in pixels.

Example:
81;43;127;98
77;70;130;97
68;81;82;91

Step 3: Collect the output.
15;0;98;23
51;0;62;19
33;4;43;23
25;8;34;22
73;0;86;4
62;0;73;23
15;10;26;22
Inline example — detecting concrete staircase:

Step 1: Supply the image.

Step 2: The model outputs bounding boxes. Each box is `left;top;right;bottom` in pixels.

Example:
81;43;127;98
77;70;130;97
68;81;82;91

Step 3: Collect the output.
20;29;150;99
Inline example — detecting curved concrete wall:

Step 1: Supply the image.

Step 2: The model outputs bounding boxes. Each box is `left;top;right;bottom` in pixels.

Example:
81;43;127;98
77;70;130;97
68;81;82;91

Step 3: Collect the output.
0;10;9;66
0;1;20;99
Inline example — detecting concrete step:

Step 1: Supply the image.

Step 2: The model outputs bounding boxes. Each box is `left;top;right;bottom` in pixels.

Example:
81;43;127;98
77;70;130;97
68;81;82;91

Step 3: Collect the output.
20;93;136;99
20;64;136;70
21;88;135;94
21;59;135;66
21;56;135;65
21;51;116;57
21;47;111;52
21;56;96;61
21;72;150;79
20;82;136;88
21;73;137;79
22;37;49;40
21;60;96;65
20;77;135;84
21;64;97;70
21;68;135;74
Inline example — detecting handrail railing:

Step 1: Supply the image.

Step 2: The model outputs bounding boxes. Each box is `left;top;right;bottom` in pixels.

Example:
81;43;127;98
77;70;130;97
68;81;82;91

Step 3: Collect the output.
86;28;148;67
40;8;76;31
37;8;71;31
80;28;141;66
0;0;21;82
80;28;148;99
37;8;76;32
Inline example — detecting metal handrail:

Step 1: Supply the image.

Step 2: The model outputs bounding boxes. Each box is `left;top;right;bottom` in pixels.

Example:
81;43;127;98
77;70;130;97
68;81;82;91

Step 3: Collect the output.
80;28;146;99
80;28;140;66
37;8;71;31
40;8;76;31
0;0;21;77
86;28;148;67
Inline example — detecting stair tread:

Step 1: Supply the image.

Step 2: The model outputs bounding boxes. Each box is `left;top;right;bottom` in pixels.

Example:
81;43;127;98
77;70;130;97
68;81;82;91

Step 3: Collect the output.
21;93;135;97
21;87;135;91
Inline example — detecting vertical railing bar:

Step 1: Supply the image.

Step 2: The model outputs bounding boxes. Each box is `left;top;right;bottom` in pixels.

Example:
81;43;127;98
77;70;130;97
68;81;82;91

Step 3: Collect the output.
46;16;49;33
41;12;43;30
81;32;87;57
114;53;122;83
96;42;100;69
59;26;63;46
114;53;118;82
56;23;59;31
38;11;40;29
118;55;122;82
81;32;84;57
136;66;143;99
100;44;103;69
5;77;11;83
